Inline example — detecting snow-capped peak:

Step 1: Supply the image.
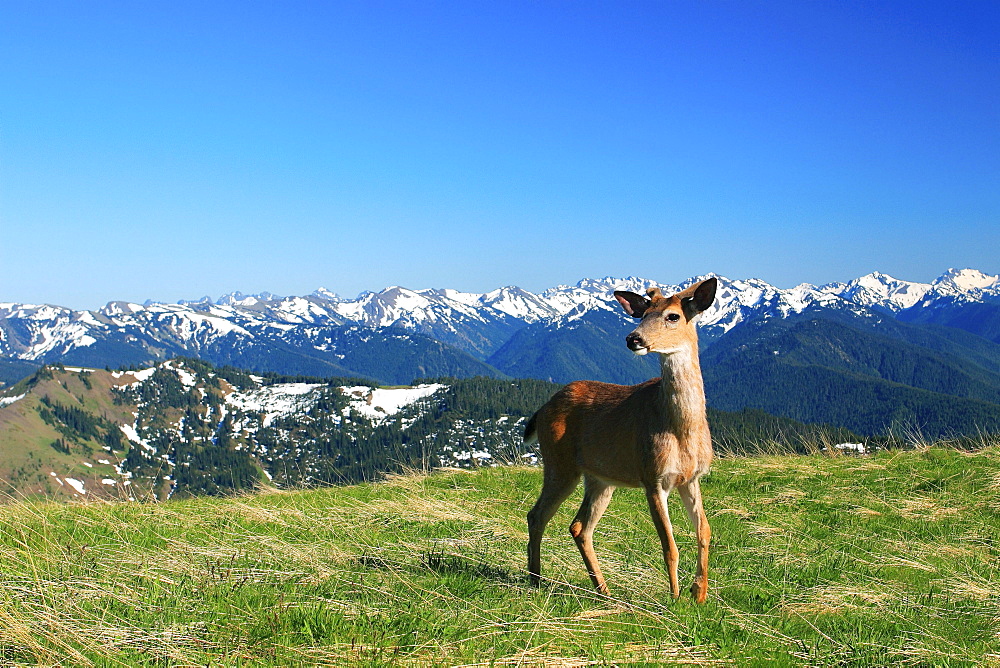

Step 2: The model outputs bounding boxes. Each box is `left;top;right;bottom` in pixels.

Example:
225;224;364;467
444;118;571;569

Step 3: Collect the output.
216;291;282;306
695;275;850;334
311;287;340;301
480;286;557;322
833;271;932;313
934;268;1000;293
171;296;213;306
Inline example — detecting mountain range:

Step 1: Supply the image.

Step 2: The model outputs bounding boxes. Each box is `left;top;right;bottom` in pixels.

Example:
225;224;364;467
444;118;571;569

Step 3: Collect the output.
3;267;1000;438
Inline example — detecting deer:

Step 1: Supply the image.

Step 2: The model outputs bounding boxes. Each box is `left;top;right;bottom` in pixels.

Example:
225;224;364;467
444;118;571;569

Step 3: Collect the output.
524;277;717;603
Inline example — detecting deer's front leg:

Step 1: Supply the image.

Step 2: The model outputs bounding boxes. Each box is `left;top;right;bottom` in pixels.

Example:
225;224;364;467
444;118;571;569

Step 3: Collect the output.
679;478;710;603
645;483;680;598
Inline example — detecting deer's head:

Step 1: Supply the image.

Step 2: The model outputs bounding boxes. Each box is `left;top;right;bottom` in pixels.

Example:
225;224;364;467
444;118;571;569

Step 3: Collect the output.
614;277;717;356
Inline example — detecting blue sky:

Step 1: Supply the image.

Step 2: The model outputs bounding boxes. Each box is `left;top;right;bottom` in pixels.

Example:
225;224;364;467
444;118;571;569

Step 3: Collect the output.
2;1;997;309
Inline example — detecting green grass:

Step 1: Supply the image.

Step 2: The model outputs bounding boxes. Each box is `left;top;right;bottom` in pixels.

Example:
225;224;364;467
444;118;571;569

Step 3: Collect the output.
2;444;1000;666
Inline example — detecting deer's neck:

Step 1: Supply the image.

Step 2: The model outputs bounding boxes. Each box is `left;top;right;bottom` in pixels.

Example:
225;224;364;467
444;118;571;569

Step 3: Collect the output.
657;345;707;432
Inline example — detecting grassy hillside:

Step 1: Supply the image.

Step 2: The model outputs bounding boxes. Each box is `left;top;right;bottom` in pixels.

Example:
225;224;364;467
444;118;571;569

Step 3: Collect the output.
0;366;134;499
1;444;999;665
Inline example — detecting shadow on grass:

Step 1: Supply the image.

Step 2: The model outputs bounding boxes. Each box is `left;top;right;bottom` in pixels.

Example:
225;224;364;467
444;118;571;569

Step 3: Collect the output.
352;549;524;585
353;554;402;571
421;549;522;584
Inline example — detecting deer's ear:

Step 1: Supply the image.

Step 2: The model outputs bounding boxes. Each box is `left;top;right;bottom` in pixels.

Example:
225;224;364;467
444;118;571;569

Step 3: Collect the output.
614;291;651;318
682;277;718;315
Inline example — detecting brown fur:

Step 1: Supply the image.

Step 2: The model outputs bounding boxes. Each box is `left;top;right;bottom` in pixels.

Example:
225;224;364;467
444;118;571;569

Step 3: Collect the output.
526;277;717;602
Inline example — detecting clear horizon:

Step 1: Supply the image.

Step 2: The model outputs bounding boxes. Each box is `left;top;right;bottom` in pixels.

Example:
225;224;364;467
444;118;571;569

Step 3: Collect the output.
3;265;996;311
2;1;997;310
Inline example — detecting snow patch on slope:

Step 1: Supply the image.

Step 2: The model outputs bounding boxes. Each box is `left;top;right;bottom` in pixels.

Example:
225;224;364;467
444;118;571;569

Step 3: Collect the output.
113;368;157;386
226;382;325;427
341;384;445;424
0;393;26;408
64;478;86;495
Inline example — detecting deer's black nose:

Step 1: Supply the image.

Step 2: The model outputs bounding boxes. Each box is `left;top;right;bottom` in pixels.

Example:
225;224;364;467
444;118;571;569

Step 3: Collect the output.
626;332;646;351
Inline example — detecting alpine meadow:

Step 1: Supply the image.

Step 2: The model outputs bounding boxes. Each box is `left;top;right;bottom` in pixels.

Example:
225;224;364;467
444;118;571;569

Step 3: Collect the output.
1;445;999;665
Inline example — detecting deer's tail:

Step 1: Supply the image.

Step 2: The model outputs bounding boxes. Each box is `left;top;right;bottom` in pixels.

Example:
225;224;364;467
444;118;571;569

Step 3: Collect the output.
523;411;539;444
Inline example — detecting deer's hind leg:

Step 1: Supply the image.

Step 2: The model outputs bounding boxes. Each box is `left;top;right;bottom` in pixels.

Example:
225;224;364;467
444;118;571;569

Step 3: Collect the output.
570;475;615;595
527;463;580;587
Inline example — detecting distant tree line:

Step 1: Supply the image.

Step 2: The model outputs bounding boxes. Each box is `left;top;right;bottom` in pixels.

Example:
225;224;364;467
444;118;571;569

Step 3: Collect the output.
39;395;126;454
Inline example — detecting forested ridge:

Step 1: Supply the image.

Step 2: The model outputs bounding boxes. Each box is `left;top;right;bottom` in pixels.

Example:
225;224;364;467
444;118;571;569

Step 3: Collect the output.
1;360;881;500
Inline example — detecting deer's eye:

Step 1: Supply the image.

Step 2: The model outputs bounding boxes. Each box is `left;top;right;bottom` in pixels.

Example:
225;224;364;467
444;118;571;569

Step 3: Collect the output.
666;313;681;322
